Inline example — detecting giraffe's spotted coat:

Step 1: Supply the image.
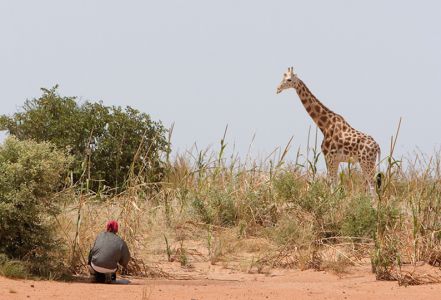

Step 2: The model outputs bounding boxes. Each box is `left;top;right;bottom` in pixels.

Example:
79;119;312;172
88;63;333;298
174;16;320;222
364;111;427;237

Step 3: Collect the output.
277;67;381;192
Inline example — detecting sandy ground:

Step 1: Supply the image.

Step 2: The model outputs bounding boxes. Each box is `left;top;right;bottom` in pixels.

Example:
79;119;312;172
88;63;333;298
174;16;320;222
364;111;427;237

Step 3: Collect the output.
2;264;441;300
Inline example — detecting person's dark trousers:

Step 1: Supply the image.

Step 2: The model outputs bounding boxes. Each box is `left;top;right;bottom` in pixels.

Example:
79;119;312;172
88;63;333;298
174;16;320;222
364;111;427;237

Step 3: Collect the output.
88;249;116;283
93;271;117;283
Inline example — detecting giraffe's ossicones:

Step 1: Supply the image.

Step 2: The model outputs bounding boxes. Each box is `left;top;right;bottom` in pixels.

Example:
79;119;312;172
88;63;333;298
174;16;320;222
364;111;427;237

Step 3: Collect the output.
277;67;381;193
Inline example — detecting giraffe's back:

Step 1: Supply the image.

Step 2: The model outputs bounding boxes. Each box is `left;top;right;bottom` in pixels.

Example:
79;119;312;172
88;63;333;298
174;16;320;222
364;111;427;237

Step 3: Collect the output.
322;127;379;164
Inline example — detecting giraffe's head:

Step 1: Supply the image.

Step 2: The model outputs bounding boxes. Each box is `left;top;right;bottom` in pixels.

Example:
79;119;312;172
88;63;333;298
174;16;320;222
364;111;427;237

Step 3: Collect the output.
276;67;300;94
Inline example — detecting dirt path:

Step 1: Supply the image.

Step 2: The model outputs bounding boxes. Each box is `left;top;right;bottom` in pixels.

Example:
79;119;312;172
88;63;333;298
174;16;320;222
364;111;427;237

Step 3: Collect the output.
2;265;441;300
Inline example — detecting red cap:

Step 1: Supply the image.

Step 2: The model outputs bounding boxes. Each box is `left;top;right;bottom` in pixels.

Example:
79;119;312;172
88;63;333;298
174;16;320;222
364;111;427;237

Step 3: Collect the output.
106;220;119;233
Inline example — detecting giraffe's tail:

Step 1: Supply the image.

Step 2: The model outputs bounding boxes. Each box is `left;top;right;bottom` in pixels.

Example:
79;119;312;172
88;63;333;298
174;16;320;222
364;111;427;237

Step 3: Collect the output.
377;147;381;171
375;147;382;190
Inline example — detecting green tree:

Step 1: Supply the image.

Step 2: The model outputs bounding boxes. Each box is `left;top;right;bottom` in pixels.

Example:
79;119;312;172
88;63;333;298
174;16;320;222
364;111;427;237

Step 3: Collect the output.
0;86;170;191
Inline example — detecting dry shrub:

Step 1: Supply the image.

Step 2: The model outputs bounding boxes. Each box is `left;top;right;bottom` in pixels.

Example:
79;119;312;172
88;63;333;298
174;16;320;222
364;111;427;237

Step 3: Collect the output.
396;270;441;286
124;257;172;278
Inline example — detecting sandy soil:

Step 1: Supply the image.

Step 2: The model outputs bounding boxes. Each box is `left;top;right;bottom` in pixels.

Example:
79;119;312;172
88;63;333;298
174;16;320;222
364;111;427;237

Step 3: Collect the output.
2;264;441;300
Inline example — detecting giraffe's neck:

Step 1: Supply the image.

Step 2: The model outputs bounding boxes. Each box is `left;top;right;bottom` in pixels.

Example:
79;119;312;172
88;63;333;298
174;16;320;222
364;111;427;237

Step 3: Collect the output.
295;79;338;134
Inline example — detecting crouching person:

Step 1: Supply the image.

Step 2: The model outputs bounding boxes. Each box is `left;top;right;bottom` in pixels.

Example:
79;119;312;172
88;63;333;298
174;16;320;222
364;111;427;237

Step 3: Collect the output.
88;220;130;283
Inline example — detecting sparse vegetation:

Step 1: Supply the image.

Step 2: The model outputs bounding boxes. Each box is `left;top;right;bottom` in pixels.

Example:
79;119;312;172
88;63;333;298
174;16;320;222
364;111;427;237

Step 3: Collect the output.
1;95;440;286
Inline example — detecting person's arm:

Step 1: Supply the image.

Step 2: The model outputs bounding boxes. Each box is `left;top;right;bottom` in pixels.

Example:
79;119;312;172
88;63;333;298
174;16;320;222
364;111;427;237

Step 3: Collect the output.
88;249;92;265
119;240;131;268
88;237;98;265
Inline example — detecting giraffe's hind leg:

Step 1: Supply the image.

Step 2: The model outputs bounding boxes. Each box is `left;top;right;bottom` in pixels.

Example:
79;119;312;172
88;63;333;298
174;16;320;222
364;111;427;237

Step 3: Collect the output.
360;158;376;196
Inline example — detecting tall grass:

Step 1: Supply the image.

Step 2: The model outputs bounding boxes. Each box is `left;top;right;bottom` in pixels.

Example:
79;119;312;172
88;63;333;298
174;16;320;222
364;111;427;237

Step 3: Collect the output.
53;123;441;284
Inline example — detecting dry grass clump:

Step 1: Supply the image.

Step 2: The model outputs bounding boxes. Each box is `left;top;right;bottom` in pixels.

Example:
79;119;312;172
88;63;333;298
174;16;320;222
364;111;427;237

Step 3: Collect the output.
0;254;29;279
124;257;172;279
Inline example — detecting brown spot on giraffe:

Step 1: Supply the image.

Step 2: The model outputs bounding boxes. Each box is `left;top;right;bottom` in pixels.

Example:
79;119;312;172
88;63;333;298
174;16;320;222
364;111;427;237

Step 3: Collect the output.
313;105;322;114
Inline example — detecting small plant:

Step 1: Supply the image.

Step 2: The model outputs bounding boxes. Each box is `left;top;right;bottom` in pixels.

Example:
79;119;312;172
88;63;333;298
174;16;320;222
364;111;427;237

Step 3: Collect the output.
164;235;172;262
321;256;353;277
238;220;247;238
191;198;214;224
207;225;213;256
178;241;189;267
0;254;29;279
210;238;224;265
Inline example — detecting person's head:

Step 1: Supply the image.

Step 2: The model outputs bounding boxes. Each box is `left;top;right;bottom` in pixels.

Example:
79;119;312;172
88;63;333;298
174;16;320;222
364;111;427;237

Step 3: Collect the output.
106;220;119;233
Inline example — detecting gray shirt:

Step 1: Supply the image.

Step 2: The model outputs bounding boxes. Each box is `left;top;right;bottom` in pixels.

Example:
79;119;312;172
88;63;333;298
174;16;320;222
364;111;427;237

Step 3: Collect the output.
90;232;130;270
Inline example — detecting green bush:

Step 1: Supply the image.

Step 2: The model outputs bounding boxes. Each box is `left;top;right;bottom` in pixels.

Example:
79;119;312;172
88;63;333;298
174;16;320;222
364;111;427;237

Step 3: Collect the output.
0;137;72;276
191;189;237;226
0;86;169;191
273;171;302;202
340;195;376;238
291;181;345;238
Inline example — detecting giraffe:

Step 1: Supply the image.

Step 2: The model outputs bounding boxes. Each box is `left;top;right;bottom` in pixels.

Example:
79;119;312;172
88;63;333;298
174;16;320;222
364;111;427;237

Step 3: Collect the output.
276;67;381;193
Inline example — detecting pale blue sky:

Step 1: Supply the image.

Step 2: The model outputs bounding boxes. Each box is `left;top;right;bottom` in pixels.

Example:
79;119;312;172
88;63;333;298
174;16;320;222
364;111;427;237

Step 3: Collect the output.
1;1;440;163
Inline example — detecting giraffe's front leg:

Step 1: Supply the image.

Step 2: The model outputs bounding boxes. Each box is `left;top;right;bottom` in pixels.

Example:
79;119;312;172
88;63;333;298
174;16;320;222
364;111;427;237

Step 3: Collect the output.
325;154;339;189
